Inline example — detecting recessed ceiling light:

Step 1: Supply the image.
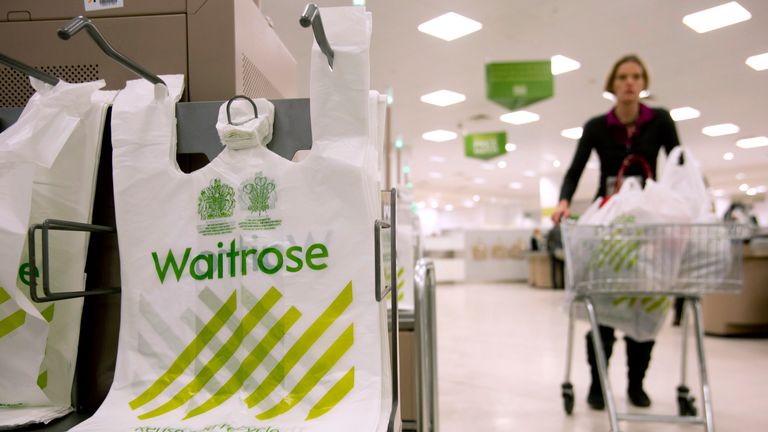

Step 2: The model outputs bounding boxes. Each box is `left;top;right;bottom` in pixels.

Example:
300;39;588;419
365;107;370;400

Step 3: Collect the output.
505;143;517;152
352;0;366;5
551;55;581;75
473;177;486;184
417;201;427;209
500;111;540;125
713;189;726;197
523;170;536;177
683;2;751;33
670;107;701;121
472;194;480;202
603;91;616;101
463;200;475;208
422;129;457;142
736;136;768;149
509;182;523;189
417;12;482;41
444;204;454;211
723;152;735;160
429;172;443;179
561;127;583;139
429;155;446;163
497;160;507;169
746;188;757;196
756;186;767;193
639;90;651;99
429;199;439;209
746;52;768;71
702;123;739;137
739;183;749;192
553;160;561;168
420;89;467;107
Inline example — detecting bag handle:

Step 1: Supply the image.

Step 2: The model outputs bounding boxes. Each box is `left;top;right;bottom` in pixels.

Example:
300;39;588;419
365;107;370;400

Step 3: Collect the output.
615;154;653;192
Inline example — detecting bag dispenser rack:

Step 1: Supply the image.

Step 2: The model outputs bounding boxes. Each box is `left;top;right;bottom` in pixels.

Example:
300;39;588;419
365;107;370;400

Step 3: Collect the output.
300;3;335;69
57;16;166;87
6;10;404;431
0;52;60;86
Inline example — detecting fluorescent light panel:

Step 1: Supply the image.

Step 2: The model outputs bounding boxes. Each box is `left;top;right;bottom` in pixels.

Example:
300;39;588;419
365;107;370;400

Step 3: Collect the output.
702;123;739;137
746;52;768;71
670;107;701;121
422;129;457;142
561;127;583;139
500;110;540;125
420;89;466;107
551;55;581;75
683;1;751;33
417;12;482;41
736;136;768;149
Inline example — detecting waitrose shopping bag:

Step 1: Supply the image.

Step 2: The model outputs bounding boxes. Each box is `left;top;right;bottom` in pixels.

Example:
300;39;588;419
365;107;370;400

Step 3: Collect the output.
74;7;391;432
0;78;110;426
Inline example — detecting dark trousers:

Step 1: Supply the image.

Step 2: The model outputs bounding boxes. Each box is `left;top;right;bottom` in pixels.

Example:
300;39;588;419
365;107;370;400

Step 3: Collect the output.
586;325;654;390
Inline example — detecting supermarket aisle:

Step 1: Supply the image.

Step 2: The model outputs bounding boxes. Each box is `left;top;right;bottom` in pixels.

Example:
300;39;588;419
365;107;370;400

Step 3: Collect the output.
436;282;768;431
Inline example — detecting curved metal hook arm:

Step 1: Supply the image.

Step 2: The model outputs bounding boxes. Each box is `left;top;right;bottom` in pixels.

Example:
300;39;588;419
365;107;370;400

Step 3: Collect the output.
300;3;334;69
0;52;59;86
58;16;166;87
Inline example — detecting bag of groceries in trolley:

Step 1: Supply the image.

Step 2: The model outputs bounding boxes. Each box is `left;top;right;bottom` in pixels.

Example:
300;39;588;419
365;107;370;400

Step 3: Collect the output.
564;150;731;341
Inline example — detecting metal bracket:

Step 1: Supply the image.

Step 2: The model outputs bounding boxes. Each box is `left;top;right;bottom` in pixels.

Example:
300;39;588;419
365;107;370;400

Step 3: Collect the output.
28;219;120;302
58;16;166;87
300;3;335;70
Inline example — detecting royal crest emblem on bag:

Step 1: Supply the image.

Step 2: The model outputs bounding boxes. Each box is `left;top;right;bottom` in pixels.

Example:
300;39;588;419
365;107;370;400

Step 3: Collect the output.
238;173;282;231
196;178;237;236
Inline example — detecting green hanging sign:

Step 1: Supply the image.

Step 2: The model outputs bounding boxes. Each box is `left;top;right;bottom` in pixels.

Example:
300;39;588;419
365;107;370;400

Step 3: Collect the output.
486;61;553;110
464;131;507;160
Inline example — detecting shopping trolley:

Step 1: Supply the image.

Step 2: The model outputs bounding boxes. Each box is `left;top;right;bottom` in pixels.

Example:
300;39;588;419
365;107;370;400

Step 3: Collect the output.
559;222;751;432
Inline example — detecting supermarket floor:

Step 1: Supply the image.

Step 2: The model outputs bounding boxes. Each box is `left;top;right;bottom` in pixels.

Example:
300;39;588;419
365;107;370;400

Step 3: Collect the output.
436;282;768;431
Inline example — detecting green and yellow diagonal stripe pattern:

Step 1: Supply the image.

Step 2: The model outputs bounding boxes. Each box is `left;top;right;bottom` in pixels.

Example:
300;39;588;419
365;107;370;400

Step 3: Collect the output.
0;286;27;339
131;282;356;421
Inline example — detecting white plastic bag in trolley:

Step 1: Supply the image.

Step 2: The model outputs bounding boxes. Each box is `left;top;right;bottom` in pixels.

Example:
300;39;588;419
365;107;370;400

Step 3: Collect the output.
570;177;691;341
659;147;732;289
0;78;110;426
74;7;391;432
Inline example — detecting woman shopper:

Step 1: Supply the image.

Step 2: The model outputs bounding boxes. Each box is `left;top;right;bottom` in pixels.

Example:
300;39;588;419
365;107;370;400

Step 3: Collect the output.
552;54;680;410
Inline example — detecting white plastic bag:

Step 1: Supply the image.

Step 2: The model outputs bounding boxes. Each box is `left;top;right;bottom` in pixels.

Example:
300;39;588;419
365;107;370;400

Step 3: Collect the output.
569;176;691;341
74;7;390;432
659;147;731;289
0;78;110;426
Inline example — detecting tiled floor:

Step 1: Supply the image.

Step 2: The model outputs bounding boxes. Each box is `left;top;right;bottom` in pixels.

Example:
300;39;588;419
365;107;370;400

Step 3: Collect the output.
435;282;768;431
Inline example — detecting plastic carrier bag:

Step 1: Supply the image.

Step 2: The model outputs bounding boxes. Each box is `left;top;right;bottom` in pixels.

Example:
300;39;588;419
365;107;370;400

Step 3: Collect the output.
569;159;691;341
659;147;732;289
73;7;391;432
0;78;110;426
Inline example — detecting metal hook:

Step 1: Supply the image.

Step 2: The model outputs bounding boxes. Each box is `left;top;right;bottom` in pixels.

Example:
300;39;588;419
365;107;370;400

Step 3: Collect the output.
226;95;259;126
0;52;60;86
300;3;335;70
58;16;166;87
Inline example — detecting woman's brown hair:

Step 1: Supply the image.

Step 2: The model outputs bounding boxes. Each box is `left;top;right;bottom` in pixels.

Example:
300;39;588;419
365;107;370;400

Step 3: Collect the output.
604;54;649;94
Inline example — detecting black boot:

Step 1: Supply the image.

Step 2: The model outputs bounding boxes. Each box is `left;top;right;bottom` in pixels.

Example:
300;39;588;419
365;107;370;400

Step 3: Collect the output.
626;336;654;408
586;326;616;410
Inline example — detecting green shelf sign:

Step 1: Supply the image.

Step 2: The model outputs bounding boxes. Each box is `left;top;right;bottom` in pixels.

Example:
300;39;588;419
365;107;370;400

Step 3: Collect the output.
464;131;507;160
486;61;553;110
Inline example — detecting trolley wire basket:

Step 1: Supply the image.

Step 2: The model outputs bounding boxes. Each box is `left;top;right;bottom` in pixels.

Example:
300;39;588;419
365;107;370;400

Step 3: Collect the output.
559;221;752;432
562;222;752;296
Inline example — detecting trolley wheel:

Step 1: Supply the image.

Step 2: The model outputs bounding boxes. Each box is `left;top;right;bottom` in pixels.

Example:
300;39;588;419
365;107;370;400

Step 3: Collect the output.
562;382;574;415
676;385;697;417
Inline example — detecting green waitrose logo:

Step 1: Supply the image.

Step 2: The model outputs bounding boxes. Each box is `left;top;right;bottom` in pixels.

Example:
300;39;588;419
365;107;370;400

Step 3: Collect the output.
151;239;329;283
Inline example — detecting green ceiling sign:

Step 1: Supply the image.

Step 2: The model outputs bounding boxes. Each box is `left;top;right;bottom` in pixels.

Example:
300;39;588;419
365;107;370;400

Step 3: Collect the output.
464;131;507;160
486;61;553;110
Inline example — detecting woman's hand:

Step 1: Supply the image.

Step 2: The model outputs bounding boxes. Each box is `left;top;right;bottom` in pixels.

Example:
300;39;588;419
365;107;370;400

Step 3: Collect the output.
552;199;571;224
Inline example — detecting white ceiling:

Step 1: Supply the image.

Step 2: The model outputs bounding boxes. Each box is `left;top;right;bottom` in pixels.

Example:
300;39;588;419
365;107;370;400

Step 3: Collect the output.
261;0;768;210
